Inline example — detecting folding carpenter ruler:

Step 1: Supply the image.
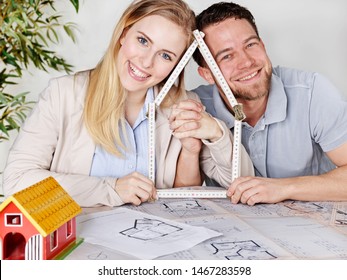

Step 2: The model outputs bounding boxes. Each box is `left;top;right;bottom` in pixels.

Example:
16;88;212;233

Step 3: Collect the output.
147;30;246;198
157;187;227;199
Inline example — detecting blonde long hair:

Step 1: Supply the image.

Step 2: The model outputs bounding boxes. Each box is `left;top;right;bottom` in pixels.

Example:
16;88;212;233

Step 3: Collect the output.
83;0;195;157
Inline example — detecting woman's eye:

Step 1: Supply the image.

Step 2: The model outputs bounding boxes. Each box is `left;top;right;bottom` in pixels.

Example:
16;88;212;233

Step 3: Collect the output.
161;53;172;61
138;36;148;46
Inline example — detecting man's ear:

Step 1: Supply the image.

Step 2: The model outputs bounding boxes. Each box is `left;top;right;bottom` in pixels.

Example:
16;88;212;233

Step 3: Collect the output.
260;38;265;49
198;66;215;85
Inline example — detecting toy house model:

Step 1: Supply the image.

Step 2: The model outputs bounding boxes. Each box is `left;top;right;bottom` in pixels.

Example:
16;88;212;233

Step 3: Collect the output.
0;176;82;260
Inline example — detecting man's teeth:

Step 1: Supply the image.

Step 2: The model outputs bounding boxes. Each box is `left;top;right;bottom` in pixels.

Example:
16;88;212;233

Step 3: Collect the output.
239;71;257;81
130;64;149;78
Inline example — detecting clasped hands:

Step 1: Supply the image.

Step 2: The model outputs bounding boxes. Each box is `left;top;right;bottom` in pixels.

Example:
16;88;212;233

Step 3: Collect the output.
169;99;223;145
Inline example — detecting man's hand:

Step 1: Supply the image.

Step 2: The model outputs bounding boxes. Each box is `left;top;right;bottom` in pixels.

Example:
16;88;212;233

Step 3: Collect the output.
227;176;290;206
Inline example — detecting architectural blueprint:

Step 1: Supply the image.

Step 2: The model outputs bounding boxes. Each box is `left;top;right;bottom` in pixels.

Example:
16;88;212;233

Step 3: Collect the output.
244;216;347;259
76;207;221;259
157;214;294;260
68;198;347;260
65;241;137;260
125;198;228;219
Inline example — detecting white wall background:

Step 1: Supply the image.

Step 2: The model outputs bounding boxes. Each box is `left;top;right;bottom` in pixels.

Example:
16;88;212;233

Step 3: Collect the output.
1;0;347;192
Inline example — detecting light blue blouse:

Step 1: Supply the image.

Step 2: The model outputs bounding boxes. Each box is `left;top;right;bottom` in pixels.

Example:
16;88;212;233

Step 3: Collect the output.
90;88;154;178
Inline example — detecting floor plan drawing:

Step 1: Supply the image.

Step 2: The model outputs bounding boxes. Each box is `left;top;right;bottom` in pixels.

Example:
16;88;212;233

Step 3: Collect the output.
161;199;209;217
213;199;344;226
76;207;221;259
120;218;183;241
335;209;347;225
87;251;108;260
283;201;324;213
65;240;138;260
281;201;336;222
210;240;277;260
244;216;347;259
158;214;294;260
211;198;285;217
125;198;226;219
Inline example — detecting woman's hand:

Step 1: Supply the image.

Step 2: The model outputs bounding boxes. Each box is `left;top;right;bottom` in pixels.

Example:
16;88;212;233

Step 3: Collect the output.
114;172;156;205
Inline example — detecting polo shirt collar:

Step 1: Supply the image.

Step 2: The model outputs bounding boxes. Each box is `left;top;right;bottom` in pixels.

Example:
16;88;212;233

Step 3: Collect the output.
264;74;287;125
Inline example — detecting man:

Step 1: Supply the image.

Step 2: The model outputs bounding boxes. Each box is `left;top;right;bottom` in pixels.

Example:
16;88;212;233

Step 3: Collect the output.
181;2;347;205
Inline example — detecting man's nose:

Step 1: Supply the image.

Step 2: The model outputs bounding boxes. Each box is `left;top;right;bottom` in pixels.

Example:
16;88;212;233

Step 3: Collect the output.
236;51;255;69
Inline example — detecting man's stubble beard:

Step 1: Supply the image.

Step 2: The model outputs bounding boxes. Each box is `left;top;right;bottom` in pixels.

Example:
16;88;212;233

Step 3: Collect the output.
230;68;272;102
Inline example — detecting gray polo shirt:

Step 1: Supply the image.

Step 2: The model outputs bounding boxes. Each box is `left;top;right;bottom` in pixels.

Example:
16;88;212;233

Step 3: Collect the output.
193;66;347;178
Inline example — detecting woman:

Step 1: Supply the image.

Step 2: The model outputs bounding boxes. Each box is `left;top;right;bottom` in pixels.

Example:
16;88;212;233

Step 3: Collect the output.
3;0;254;207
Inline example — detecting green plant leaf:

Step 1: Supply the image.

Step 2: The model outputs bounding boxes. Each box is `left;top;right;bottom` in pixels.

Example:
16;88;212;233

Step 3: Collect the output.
69;0;79;12
0;123;10;137
63;23;78;43
0;0;79;142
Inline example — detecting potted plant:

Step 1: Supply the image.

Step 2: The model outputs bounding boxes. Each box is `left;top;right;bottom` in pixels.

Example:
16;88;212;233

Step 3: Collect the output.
0;0;79;142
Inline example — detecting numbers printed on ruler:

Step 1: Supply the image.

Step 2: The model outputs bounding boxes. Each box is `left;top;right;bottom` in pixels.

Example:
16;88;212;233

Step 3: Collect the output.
193;30;245;121
157;189;227;199
154;39;199;107
147;29;246;196
147;102;156;182
232;120;242;181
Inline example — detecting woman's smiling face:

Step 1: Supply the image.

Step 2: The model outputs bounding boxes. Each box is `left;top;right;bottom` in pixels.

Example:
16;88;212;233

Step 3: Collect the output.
117;15;187;95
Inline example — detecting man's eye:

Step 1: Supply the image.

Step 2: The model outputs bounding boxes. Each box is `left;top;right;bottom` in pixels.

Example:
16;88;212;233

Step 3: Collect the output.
246;42;257;48
221;54;232;61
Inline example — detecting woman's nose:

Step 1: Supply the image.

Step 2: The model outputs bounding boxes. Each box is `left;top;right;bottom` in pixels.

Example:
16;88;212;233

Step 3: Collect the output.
141;53;155;69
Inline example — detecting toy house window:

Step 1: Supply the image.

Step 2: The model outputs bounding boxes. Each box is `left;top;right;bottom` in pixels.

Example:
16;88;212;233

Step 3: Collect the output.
5;214;22;226
66;220;72;238
50;231;58;251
